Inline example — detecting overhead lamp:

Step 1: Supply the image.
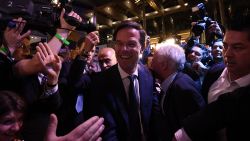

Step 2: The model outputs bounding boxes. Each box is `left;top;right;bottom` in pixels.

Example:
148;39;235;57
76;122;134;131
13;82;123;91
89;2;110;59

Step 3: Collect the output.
162;38;176;44
135;0;140;4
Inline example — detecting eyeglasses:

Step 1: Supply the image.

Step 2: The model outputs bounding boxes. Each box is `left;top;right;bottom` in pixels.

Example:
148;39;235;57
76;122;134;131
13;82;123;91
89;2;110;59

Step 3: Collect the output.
114;40;140;48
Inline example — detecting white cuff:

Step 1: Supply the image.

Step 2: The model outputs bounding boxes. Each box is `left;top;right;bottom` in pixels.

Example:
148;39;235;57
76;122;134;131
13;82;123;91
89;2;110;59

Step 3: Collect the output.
175;128;192;141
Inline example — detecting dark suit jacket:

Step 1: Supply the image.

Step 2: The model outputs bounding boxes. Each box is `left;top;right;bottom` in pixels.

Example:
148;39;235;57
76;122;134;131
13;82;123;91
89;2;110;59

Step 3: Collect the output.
201;62;225;103
0;52;18;91
154;72;205;141
16;74;61;141
57;57;92;135
183;85;250;141
0;53;61;140
84;64;154;141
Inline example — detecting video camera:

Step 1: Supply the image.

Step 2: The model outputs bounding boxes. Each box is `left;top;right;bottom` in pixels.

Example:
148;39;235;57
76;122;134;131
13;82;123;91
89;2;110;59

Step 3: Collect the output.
191;3;223;45
191;3;212;36
0;0;96;34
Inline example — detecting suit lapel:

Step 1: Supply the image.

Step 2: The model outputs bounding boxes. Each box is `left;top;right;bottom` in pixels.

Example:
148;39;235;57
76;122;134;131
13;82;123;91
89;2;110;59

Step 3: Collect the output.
138;65;153;126
163;72;180;113
108;65;129;130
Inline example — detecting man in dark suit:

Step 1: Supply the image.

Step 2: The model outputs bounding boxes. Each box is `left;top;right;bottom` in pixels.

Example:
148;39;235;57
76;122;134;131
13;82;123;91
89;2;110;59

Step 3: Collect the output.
55;31;101;135
150;43;205;141
201;62;225;103
84;21;153;141
173;8;250;141
176;85;250;141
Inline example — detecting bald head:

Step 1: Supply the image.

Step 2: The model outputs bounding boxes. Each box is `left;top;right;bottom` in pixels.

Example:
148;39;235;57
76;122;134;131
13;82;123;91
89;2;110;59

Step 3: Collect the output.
98;47;117;71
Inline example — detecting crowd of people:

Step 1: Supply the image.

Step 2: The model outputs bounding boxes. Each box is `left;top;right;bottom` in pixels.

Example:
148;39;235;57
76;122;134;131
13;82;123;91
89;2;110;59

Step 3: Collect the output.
0;3;250;141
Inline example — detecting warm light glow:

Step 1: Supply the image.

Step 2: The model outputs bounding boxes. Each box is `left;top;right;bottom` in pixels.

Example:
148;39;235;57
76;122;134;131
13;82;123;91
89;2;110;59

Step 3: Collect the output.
135;0;140;4
164;8;170;12
51;0;59;4
184;3;188;6
162;38;176;44
112;21;121;25
175;5;181;9
153;20;158;28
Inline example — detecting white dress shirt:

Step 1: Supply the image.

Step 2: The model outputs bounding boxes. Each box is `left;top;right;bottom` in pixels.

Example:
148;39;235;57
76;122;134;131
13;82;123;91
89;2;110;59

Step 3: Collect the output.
175;69;250;141
208;68;250;103
118;64;145;136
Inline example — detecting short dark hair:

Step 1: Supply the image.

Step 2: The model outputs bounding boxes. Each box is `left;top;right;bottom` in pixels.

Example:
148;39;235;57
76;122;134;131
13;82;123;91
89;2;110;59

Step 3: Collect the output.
212;38;223;46
113;21;146;50
0;91;26;117
226;8;250;40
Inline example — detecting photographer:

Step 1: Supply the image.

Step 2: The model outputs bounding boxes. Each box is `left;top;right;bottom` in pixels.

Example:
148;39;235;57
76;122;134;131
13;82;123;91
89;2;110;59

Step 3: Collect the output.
0;7;83;141
0;17;31;90
13;8;82;76
190;3;224;46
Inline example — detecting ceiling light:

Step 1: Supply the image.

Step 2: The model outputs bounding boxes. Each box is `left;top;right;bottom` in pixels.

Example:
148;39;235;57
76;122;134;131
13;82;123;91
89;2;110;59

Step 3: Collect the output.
135;0;140;4
162;38;176;44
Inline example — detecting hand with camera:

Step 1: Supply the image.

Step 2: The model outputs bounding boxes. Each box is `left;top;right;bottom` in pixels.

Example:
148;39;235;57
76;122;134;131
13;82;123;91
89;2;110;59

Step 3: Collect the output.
3;17;31;55
48;9;82;55
206;21;224;45
207;21;223;36
57;8;82;33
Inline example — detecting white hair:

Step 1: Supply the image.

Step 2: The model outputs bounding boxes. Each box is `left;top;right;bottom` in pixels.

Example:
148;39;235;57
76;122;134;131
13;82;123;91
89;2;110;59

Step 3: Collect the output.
156;43;186;71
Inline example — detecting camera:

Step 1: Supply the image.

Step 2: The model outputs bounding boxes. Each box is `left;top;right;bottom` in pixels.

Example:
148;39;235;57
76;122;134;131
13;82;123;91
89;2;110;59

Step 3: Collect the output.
0;0;96;34
191;3;212;36
191;3;223;45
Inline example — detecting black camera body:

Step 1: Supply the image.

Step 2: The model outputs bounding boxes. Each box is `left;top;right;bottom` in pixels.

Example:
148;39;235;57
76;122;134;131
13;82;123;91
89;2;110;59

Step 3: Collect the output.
191;3;212;36
191;3;222;45
0;0;58;33
0;0;96;34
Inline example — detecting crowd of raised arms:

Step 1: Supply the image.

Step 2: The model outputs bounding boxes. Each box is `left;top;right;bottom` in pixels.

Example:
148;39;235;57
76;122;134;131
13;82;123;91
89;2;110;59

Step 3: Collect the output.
0;2;250;141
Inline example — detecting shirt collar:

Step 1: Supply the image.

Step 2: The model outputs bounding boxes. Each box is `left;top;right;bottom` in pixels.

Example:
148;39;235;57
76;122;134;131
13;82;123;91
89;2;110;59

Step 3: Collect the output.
161;72;177;93
118;64;138;80
220;68;250;87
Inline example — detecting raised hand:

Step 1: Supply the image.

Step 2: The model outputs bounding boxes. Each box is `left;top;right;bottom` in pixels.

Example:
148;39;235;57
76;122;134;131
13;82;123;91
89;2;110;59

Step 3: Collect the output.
82;31;100;53
45;114;104;141
36;43;62;85
3;17;31;54
207;21;223;35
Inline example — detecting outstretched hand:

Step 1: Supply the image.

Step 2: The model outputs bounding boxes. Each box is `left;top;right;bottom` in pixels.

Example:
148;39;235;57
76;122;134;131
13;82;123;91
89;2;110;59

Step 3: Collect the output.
45;114;104;141
81;31;100;53
36;43;62;85
3;17;31;54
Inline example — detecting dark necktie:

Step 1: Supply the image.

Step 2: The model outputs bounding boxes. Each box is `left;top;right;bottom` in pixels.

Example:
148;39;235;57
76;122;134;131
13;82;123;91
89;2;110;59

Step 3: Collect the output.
128;75;142;141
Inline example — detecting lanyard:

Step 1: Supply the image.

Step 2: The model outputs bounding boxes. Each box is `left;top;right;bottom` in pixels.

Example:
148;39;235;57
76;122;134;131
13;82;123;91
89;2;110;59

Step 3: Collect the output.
0;45;13;62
